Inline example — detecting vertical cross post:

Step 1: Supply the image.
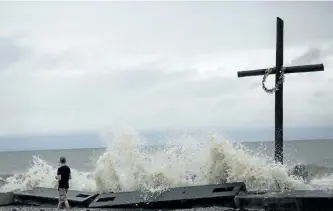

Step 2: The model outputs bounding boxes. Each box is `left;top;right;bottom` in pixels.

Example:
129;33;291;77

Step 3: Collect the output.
275;18;284;164
237;17;324;164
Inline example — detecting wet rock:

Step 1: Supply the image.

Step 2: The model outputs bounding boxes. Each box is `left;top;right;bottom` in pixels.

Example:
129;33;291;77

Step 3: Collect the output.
289;164;333;183
289;164;309;181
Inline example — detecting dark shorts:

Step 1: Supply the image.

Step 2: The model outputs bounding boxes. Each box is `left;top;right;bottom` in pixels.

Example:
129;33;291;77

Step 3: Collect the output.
58;188;68;202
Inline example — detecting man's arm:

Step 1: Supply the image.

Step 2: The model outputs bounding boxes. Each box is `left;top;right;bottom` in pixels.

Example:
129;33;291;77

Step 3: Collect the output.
69;168;71;180
55;168;61;181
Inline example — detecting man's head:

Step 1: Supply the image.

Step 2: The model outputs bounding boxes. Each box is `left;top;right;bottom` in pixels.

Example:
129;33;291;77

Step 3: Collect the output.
60;156;66;164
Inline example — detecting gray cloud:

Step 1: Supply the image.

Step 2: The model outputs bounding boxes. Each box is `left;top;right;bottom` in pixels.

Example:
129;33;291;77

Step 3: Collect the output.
290;48;322;66
0;37;28;70
37;51;75;70
109;68;193;92
313;90;331;98
290;44;333;66
0;2;332;139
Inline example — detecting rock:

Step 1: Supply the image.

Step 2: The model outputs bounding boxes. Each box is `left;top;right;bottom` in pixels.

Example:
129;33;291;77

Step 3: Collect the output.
289;164;333;183
289;164;309;181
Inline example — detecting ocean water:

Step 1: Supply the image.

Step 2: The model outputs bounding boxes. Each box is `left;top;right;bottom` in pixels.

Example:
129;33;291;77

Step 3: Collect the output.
0;131;333;194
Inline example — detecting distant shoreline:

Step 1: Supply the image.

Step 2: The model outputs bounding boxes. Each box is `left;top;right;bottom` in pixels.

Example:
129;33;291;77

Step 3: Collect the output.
1;138;332;153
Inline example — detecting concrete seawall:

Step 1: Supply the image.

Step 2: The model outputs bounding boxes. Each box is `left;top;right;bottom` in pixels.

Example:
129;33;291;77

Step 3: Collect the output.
0;192;14;206
2;183;333;211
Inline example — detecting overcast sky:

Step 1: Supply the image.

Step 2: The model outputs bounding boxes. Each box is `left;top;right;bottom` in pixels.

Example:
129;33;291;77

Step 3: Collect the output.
0;2;332;143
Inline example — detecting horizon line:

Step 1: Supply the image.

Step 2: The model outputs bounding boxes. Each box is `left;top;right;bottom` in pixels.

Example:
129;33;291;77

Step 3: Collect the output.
1;138;332;153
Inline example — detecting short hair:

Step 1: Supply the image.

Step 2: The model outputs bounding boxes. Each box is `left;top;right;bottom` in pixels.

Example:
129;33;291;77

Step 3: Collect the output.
60;156;66;164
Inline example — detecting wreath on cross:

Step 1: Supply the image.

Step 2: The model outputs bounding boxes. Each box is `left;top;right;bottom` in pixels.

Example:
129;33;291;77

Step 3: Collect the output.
262;67;286;94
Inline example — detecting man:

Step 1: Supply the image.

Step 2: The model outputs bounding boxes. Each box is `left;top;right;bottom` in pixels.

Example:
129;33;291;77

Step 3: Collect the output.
55;156;71;210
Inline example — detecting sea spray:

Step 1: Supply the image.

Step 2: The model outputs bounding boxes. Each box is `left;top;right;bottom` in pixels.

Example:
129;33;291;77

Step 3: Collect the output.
206;139;306;191
0;130;313;193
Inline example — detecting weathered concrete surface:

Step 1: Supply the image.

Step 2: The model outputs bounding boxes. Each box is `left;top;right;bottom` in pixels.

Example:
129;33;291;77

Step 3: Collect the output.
4;184;333;211
89;182;246;209
13;187;98;207
235;190;333;211
0;192;14;206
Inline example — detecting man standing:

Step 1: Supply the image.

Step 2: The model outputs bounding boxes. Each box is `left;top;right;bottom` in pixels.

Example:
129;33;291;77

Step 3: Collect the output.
55;156;71;210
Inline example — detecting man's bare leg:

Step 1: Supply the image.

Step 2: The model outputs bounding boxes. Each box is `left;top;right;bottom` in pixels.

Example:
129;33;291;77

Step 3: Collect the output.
56;201;63;211
64;199;70;210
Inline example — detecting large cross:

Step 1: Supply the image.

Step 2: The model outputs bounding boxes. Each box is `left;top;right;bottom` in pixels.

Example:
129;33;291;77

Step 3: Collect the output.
237;17;324;164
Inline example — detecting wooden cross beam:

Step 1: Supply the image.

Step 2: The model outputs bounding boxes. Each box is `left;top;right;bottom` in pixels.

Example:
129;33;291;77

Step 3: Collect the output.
237;17;324;164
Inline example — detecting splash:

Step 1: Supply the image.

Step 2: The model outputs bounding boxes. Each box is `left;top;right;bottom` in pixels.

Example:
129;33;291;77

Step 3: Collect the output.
0;131;312;193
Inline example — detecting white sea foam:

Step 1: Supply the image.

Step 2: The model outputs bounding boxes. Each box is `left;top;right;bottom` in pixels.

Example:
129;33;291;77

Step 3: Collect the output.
0;130;321;193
